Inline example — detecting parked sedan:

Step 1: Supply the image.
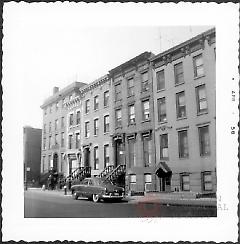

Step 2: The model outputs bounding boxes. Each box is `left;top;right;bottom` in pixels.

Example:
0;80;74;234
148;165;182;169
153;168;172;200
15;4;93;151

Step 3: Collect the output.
71;177;125;202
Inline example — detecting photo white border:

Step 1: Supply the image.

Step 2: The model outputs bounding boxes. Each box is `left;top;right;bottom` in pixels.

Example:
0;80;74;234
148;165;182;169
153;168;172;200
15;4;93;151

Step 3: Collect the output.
2;2;239;242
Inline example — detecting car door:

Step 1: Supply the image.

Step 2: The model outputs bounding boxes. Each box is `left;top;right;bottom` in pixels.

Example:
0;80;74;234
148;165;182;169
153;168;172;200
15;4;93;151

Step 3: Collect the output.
79;179;88;197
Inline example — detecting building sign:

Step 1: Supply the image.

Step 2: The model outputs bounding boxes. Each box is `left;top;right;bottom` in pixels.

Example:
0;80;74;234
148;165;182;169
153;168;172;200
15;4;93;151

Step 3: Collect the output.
68;154;77;160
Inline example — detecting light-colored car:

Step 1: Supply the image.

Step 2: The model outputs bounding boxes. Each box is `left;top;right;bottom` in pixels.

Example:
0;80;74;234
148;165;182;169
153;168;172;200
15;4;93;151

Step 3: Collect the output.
71;177;125;203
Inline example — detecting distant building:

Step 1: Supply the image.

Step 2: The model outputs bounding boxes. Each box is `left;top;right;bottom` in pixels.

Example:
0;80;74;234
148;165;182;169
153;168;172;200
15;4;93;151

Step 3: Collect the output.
151;28;216;193
23;126;42;185
40;82;86;178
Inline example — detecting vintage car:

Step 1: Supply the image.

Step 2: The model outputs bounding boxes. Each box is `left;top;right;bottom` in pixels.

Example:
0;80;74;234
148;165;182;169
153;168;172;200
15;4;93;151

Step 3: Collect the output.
71;177;125;202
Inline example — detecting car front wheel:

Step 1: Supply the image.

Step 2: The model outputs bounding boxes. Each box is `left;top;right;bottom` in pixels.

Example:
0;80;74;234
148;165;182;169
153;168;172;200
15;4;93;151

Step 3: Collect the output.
92;194;99;203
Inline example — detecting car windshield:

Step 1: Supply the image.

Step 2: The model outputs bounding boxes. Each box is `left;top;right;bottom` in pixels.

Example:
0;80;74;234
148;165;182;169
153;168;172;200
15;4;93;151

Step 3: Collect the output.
94;178;113;185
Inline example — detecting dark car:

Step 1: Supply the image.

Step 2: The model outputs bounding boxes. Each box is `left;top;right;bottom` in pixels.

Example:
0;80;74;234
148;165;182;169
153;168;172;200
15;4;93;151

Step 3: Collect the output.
71;177;125;202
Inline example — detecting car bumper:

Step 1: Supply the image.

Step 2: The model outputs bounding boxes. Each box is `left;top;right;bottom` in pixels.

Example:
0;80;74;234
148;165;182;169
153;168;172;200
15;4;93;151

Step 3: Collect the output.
102;194;124;199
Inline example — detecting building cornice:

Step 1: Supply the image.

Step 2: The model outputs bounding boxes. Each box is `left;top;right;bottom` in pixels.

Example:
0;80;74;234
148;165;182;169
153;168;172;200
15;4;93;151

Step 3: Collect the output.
151;28;215;66
40;81;87;109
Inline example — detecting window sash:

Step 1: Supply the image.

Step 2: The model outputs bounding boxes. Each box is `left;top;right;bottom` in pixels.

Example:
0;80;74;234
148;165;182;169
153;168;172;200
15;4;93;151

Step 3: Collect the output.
143;138;151;166
127;79;134;96
85;122;90;137
128;139;136;167
160;134;168;159
178;130;189;158
194;55;204;77
130;174;136;183
176;92;186;118
104;116;109;132
143;100;150;120
76;112;80;124
157;98;167;122
181;174;190;191
94;96;99;110
115;84;121;101
199;126;210;156
104;91;109;106
94;119;99;135
156;70;165;90
174;62;184;84
196;85;208;114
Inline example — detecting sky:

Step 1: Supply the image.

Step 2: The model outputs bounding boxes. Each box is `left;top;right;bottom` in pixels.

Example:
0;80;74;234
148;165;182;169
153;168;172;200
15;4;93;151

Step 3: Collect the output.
3;3;213;129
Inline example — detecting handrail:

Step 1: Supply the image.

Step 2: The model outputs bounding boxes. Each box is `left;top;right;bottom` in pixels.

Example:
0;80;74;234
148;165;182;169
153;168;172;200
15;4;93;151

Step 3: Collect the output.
99;165;115;178
106;164;126;181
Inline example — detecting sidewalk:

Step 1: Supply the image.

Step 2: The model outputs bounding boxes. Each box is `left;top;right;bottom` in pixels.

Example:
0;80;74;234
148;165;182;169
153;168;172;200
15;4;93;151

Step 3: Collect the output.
126;192;217;207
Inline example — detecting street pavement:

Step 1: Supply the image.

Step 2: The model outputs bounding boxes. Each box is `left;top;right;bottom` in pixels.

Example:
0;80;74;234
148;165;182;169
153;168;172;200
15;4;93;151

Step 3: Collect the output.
24;188;217;218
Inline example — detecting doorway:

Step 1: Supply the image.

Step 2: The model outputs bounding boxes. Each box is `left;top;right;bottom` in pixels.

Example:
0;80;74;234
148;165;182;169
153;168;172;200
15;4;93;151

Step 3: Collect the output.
53;153;58;172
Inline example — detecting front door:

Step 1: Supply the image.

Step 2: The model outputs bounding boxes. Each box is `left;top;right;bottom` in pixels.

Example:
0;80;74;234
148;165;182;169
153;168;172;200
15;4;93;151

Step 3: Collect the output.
160;177;166;192
53;153;58;172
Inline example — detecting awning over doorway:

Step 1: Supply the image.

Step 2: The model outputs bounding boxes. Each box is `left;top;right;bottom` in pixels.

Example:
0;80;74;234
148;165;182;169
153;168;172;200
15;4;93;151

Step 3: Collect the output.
156;161;172;177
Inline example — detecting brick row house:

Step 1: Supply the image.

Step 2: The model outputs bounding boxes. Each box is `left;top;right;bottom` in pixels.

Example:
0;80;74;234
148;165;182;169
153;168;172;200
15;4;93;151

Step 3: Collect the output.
40;28;216;194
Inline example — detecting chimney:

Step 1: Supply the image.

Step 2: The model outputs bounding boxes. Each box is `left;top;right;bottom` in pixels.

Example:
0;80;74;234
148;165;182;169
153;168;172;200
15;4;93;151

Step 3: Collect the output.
53;87;59;95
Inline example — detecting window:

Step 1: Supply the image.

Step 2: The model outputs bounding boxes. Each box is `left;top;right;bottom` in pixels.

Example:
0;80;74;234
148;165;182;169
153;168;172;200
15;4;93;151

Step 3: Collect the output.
130;174;136;184
85;122;90;138
85;99;90;114
69;114;74;126
145;174;152;183
94;96;99;110
76;133;80;148
104;144;110;168
193;54;204;77
202;172;213;191
128;105;135;124
55;119;58;130
68;134;73;149
128;139;136;167
160;134;168;159
127;78;134;96
48;155;51;170
94;146;99;170
62;98;65;108
43;138;46;150
178;130;189;158
60;153;64;172
56;102;59;111
61;132;64;147
76;111;80;124
104;90;109;107
174;62;184;85
196;85;208;114
61;117;64;128
42;156;45;172
143;136;152;167
115;83;121;101
94;118;99;136
43;124;46;134
48;135;51;149
141;72;149;92
156;70;165;91
142;100;150;121
104;115;109;133
115;109;122;128
176;91;186;118
49;122;51;133
55;134;58;145
199;126;210;156
181;174;190;191
157;97;167;122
